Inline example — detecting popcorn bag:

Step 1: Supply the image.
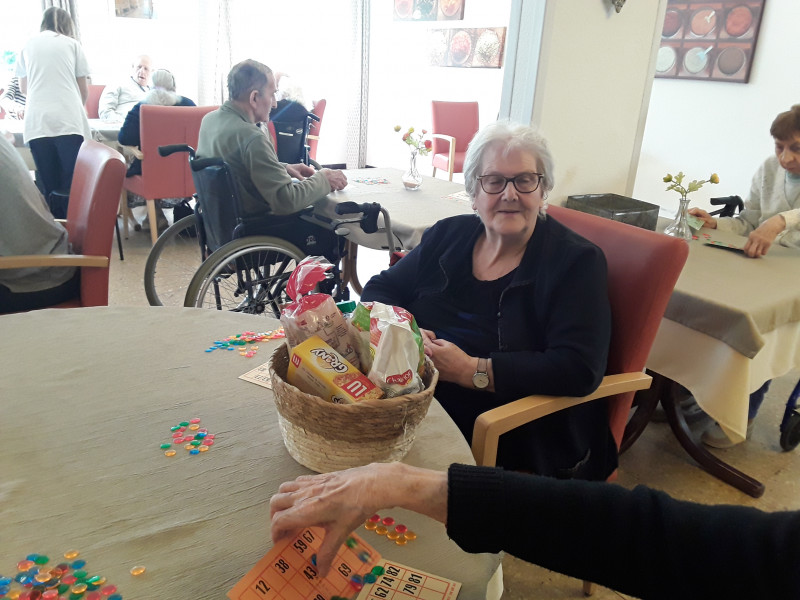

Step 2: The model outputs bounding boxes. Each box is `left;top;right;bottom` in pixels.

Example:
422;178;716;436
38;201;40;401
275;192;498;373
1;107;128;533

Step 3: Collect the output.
351;301;425;397
280;256;362;371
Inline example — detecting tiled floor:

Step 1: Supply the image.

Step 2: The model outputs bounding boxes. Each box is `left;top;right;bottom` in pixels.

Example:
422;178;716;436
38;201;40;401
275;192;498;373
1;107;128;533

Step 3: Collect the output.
112;220;800;599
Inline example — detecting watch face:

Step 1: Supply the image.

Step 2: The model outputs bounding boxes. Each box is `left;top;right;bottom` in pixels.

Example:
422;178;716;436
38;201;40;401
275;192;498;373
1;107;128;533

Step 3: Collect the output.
472;372;490;389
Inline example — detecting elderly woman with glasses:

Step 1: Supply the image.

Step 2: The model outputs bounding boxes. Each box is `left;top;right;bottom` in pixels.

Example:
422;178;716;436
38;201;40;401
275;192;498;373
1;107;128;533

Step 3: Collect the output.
361;120;615;480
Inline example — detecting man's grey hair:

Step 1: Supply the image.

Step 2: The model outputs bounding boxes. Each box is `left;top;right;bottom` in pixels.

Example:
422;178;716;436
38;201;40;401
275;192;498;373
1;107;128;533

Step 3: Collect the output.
228;60;272;102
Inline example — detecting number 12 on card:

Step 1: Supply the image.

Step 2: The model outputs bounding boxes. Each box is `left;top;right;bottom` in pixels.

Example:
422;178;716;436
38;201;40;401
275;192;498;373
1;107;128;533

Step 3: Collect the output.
227;528;381;600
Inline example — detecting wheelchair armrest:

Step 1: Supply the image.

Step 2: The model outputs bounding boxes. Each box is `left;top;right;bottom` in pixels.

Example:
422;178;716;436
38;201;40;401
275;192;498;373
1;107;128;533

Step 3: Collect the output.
709;195;744;218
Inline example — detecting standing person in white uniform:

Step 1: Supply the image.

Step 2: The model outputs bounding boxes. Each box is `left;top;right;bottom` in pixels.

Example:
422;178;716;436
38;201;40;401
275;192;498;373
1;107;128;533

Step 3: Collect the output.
16;7;91;211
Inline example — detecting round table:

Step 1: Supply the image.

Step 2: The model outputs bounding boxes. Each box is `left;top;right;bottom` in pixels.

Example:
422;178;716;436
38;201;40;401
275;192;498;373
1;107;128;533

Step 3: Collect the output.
0;307;499;599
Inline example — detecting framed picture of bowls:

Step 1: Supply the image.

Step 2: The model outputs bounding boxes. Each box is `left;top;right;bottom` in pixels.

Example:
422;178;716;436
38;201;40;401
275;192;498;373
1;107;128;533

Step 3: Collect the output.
656;0;766;82
113;0;154;18
428;27;506;68
394;0;466;21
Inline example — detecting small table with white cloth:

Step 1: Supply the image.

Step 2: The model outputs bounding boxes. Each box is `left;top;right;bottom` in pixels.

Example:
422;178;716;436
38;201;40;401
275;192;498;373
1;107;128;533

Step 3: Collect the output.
1;117;122;148
315;168;471;293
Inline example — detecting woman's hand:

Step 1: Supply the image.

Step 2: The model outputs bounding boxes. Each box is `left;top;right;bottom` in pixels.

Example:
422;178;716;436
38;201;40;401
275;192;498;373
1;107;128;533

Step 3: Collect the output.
423;337;475;388
743;214;785;258
271;464;386;576
687;207;718;228
420;328;437;346
270;463;447;576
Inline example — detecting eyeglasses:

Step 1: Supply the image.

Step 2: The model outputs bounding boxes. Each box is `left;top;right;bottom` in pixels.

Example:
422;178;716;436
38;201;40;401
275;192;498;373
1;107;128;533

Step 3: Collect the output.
476;172;545;194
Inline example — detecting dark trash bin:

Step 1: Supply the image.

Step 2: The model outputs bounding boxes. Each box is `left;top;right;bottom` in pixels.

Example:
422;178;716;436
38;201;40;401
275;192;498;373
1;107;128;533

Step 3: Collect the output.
565;193;659;231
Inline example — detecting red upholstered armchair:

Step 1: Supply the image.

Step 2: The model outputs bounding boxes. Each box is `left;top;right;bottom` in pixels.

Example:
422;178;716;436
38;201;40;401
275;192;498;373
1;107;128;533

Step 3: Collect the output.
0;140;126;308
122;104;217;244
471;205;688;467
431;100;479;181
307;99;326;162
85;84;105;119
470;205;688;594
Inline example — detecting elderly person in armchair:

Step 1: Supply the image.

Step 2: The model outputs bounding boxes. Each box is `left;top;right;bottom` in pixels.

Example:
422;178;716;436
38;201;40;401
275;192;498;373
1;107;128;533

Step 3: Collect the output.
361;120;615;481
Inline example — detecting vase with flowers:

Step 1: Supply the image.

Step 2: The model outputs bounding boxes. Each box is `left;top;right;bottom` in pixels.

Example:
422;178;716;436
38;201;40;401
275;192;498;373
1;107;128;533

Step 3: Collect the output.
662;171;719;241
395;125;432;190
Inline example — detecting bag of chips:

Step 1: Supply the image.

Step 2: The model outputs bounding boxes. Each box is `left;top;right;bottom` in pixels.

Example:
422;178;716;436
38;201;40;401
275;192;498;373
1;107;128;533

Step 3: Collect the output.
351;301;425;397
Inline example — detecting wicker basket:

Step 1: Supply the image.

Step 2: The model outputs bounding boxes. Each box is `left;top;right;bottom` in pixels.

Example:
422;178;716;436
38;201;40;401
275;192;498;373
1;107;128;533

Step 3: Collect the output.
269;343;439;473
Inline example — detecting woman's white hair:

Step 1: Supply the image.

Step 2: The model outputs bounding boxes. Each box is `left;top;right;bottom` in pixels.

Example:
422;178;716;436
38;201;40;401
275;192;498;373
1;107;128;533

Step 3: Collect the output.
151;69;176;92
144;69;180;106
463;120;555;204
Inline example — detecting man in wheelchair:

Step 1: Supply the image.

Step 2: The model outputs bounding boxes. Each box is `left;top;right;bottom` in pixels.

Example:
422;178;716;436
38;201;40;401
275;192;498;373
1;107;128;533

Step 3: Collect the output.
197;59;347;261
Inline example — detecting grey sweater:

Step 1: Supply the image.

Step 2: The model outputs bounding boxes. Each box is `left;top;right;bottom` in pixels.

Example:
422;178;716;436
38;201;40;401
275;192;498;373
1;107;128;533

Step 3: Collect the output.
716;154;800;248
0;135;74;292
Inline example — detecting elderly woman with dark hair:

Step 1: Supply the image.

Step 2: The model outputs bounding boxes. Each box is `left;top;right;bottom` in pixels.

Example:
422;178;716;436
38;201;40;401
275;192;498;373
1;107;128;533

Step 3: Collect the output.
16;7;91;208
361;120;615;480
690;104;800;258
688;104;800;449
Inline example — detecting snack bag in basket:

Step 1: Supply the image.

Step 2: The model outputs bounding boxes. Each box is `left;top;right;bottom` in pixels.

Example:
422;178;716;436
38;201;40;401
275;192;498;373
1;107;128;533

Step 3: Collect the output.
288;335;383;404
280;256;361;371
351;301;425;397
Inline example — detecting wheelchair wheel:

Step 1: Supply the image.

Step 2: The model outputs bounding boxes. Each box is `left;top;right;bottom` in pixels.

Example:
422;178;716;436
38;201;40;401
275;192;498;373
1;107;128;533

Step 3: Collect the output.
184;236;304;318
780;411;800;452
144;214;205;306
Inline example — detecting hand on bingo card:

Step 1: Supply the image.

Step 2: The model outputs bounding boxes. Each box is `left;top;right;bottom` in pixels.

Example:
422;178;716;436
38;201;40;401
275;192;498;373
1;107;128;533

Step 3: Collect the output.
270;463;387;576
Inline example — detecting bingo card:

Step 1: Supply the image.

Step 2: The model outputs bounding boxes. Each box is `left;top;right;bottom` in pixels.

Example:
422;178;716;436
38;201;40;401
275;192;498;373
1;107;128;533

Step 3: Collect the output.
356;560;460;600
228;528;381;600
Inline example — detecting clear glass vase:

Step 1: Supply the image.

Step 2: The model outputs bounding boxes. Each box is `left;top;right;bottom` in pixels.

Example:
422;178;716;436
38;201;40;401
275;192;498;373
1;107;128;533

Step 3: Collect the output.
402;151;423;191
663;194;693;241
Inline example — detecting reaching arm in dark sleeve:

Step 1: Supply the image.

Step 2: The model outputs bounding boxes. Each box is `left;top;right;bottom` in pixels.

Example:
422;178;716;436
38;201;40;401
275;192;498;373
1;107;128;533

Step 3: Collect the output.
447;464;800;599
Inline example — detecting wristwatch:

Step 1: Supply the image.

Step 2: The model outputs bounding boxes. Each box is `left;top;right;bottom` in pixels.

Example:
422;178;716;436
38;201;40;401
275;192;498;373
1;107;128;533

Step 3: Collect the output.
472;357;490;389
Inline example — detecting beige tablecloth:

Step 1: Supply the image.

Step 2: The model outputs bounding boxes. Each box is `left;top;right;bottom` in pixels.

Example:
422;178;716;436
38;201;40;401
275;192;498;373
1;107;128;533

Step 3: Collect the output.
663;227;800;358
648;227;800;441
317;168;471;250
0;307;499;599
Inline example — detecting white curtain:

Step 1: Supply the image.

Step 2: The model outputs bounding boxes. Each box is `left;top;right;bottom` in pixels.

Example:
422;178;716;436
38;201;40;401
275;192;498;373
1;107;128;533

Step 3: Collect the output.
346;0;369;169
197;0;231;106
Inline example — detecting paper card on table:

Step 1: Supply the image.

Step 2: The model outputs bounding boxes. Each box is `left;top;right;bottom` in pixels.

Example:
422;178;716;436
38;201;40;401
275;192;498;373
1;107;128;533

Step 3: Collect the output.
703;239;746;254
686;214;706;231
356;560;461;600
228;528;381;600
239;362;273;389
442;190;471;205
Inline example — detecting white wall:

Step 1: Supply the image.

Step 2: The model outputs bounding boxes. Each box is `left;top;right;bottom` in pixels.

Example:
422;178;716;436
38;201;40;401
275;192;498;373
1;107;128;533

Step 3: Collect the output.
530;0;667;206
78;0;200;104
365;0;511;170
633;0;800;217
